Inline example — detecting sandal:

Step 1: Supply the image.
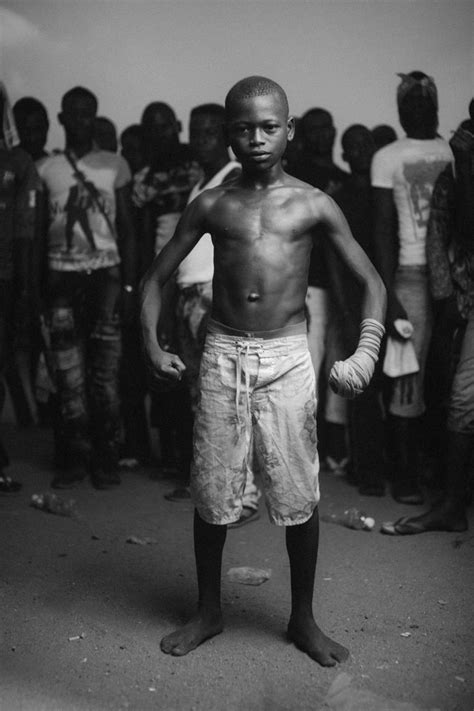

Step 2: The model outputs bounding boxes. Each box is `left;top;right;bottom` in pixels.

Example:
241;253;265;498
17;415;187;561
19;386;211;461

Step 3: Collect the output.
380;516;425;535
381;511;468;535
164;486;191;502
228;507;260;529
0;475;22;493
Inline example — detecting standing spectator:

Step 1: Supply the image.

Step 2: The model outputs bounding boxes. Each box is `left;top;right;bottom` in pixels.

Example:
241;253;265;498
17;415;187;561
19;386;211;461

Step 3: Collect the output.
38;86;137;489
328;124;386;495
287;108;349;474
133;102;199;262
372;124;398;151
13;96;53;427
372;71;452;504
133;102;199;476
13;97;49;163
120;124;145;178
386;103;474;533
94;116;118;153
117;124;150;470
0;83;40;492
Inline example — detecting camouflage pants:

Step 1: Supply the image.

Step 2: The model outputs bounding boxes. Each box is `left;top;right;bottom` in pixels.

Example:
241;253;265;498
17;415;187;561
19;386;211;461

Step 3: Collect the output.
46;267;122;470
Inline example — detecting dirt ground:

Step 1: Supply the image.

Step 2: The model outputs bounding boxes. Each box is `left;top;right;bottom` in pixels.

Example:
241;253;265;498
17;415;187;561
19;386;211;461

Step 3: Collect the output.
1;422;473;711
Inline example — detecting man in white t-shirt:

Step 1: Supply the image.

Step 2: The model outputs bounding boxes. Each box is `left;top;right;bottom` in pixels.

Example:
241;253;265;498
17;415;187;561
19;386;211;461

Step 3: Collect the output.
372;71;452;505
39;87;136;490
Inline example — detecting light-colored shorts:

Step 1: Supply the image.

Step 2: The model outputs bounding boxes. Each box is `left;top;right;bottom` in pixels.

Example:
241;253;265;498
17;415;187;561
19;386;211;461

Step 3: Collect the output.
190;319;320;526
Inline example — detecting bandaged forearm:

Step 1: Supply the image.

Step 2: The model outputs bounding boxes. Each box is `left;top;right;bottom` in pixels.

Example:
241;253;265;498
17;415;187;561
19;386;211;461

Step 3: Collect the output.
329;318;385;399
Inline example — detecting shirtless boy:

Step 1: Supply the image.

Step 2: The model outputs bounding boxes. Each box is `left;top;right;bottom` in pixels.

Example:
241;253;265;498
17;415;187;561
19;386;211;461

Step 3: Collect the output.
140;76;386;666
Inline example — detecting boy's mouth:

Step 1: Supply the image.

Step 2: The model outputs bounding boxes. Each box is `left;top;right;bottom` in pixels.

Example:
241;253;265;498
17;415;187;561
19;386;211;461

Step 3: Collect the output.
248;152;270;161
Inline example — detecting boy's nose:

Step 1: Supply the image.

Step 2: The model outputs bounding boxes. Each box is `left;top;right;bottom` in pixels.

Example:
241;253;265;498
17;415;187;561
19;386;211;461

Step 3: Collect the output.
250;128;264;145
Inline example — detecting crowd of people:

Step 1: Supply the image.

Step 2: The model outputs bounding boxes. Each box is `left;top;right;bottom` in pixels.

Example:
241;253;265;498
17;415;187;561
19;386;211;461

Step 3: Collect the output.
0;72;473;538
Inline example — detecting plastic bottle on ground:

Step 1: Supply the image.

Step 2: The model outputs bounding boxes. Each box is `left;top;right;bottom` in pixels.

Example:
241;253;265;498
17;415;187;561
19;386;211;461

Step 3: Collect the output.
323;507;375;531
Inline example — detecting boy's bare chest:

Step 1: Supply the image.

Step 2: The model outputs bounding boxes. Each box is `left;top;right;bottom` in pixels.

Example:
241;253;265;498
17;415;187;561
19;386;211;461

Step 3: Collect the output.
209;193;306;243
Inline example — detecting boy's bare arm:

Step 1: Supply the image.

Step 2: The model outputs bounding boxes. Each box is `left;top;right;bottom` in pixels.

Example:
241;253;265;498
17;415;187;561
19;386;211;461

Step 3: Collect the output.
139;194;210;382
318;193;387;323
311;192;387;399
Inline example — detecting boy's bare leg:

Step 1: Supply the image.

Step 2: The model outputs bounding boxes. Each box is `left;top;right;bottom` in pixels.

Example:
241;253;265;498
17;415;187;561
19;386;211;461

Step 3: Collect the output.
286;507;349;666
161;510;226;656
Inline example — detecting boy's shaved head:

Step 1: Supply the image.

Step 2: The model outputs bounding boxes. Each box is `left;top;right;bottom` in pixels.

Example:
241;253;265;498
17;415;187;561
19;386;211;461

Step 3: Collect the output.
225;76;289;117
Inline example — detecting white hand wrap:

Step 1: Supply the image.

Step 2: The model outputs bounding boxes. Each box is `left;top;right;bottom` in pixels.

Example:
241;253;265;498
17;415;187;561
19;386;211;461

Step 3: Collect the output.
329;319;385;399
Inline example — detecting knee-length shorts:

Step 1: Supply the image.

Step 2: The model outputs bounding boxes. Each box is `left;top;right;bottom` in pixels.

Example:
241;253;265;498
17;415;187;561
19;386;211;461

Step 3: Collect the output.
190;320;320;526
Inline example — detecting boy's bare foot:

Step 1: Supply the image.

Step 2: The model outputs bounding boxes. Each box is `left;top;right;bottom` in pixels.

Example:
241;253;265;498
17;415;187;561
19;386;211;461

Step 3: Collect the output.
160;612;223;656
287;616;349;667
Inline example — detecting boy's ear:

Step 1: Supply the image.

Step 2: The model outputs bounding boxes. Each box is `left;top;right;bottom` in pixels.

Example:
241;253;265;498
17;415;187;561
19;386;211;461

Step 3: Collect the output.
287;116;296;141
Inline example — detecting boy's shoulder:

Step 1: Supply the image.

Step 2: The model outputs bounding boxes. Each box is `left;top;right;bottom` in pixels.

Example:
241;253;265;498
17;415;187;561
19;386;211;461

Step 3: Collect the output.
282;170;324;193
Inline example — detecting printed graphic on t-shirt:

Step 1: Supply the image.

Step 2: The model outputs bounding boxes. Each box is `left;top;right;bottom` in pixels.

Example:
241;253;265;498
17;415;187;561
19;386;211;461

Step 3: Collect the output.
63;179;110;253
49;177;115;260
403;159;449;234
39;151;130;272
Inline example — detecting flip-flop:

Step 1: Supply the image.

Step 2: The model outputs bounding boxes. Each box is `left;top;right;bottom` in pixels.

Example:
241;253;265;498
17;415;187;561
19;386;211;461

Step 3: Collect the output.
381;514;467;535
164;486;191;502
380;516;426;535
228;507;260;529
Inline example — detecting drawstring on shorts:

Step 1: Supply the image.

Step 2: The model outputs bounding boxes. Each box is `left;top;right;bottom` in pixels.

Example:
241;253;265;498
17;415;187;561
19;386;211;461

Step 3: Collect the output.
235;340;252;426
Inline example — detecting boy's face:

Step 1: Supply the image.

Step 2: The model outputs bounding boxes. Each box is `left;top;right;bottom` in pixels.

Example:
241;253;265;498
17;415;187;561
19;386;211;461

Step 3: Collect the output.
59;96;96;144
342;129;375;173
226;93;294;172
18;111;49;158
189;113;225;167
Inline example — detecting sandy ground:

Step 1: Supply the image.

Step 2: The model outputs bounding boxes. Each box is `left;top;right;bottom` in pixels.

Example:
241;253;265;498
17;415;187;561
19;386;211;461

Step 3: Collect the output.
1;422;473;711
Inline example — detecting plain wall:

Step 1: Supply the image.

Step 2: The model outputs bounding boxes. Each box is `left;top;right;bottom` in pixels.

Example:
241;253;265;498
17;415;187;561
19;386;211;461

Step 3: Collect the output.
1;0;473;161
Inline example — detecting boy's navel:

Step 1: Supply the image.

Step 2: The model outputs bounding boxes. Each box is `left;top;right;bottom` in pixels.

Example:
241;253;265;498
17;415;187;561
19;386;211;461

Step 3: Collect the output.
247;292;260;302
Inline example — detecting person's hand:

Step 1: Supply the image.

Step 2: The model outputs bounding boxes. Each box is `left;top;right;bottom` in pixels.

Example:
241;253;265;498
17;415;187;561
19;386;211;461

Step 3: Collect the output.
144;342;186;387
387;297;409;340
